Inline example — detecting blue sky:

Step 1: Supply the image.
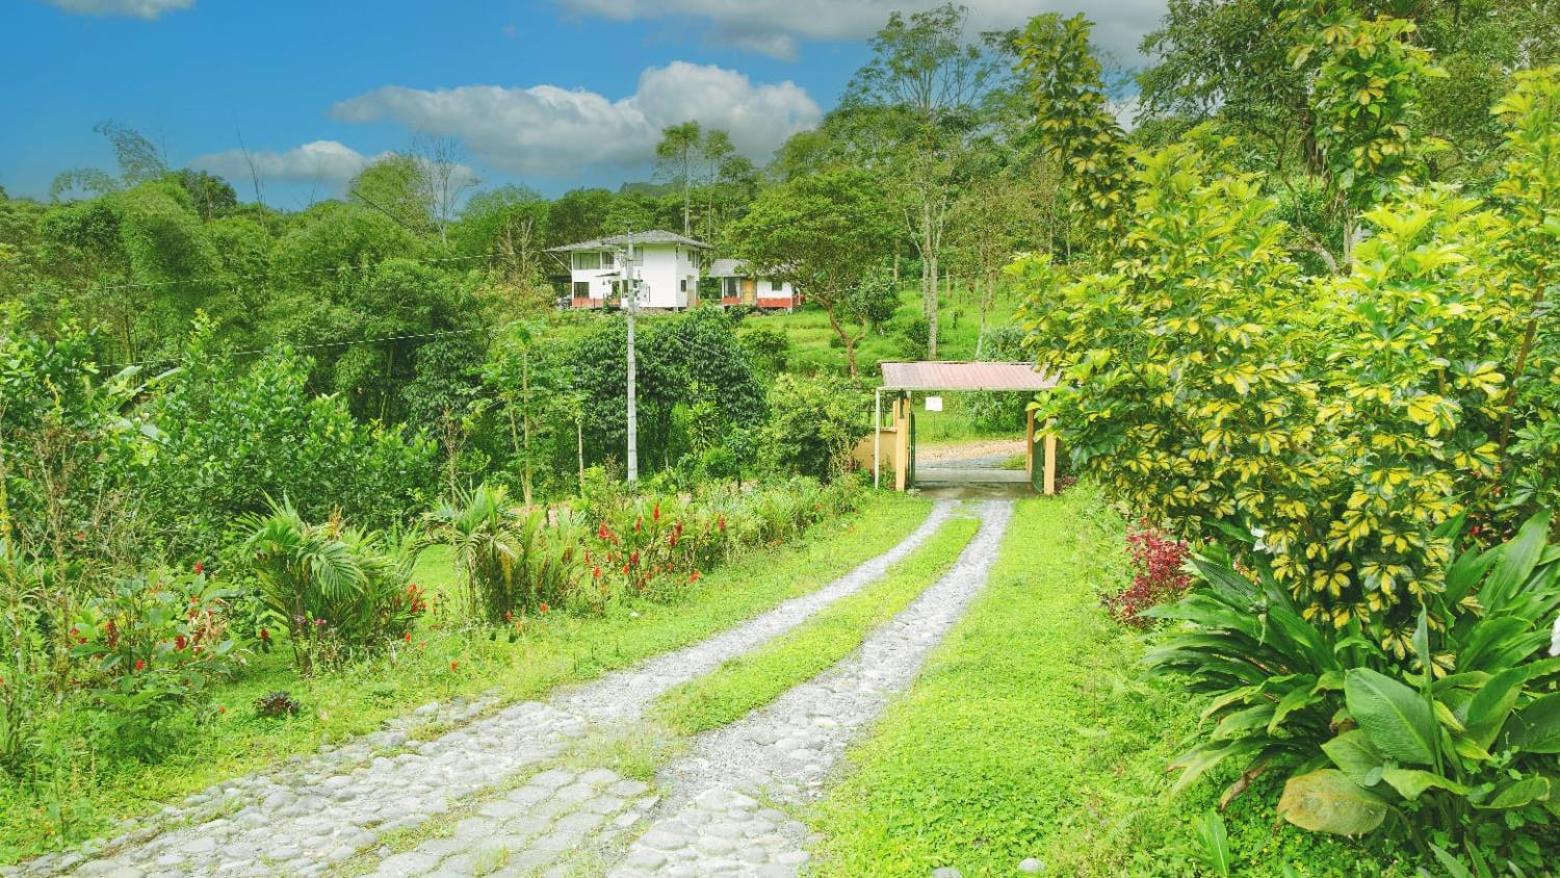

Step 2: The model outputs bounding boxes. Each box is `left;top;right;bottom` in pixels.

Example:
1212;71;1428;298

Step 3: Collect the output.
0;0;1165;207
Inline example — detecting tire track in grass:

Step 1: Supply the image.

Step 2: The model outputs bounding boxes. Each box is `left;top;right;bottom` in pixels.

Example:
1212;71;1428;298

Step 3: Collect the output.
604;500;1014;877
31;501;955;878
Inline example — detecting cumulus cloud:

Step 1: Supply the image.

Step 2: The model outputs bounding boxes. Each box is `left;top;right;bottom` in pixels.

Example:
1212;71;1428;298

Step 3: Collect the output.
331;62;821;178
191;140;384;188
552;0;1165;60
46;0;193;19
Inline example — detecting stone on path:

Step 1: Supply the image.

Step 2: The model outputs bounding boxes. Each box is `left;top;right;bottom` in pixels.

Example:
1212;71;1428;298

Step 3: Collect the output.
605;501;1013;876
22;504;959;878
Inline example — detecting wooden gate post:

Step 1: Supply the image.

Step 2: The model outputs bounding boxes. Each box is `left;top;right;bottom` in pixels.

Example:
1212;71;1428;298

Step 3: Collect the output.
1044;431;1058;496
1025;408;1036;479
893;394;910;492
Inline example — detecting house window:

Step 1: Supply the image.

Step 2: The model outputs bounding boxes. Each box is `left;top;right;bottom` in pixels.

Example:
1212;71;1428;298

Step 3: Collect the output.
573;281;590;297
601;251;615;267
572;252;602;271
680;278;688;293
723;277;738;296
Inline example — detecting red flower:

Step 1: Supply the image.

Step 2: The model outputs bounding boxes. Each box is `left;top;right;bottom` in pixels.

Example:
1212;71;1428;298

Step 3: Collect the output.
598;522;611;540
259;627;271;641
653;503;661;522
592;566;602;579
539;602;549;615
193;562;205;575
629;550;640;566
718;516;726;532
217;705;226;714
689;570;701;583
450;661;459;672
134;659;146;672
174;635;188;652
404;632;412;643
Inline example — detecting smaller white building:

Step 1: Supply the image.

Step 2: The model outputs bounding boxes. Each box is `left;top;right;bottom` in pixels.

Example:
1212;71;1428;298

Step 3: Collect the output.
707;259;800;311
548;231;711;311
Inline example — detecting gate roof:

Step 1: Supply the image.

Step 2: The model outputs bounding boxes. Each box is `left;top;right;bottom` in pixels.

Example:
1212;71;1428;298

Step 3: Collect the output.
878;361;1056;392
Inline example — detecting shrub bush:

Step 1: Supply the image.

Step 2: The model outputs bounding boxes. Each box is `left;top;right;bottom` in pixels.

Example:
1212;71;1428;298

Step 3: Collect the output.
762;374;869;482
69;569;243;761
430;483;586;622
1105;524;1192;626
239;502;424;674
146;336;439;559
1146;513;1560;872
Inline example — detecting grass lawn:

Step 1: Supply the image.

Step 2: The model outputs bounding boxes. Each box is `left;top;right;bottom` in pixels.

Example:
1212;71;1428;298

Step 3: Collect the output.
809;487;1418;877
652;513;980;735
735;286;1022;378
0;493;932;865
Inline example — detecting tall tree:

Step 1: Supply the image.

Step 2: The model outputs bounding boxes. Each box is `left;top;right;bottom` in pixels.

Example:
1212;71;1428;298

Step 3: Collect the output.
1015;13;1131;251
843;3;1004;359
655;122;702;236
730;169;896;378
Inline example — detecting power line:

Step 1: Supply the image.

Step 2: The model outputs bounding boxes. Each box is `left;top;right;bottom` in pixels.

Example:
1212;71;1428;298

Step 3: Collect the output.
79;252;502;296
103;323;502;370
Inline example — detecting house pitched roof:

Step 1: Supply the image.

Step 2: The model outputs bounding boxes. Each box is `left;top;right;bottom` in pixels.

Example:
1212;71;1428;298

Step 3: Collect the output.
546;230;712;252
706;258;747;278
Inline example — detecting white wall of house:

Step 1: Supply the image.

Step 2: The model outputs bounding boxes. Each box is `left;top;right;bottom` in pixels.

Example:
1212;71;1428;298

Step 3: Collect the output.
567;249;619;301
753;278;796;299
567;244;703;308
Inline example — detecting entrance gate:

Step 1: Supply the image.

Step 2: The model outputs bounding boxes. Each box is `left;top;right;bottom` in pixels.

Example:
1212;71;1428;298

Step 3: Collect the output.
871;361;1059;494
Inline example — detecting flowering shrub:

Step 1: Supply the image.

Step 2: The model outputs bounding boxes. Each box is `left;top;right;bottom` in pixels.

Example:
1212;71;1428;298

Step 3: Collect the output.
70;569;243;761
1105;524;1191;626
434;476;860;622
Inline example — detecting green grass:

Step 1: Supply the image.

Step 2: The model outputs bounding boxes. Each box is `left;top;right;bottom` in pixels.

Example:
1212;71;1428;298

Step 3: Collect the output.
734;285;1022;378
808;487;1414;878
0;493;932;865
653;513;980;735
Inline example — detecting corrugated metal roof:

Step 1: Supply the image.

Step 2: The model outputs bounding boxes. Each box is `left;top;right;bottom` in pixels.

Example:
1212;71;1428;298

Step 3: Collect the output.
879;361;1056;392
546;230;712;252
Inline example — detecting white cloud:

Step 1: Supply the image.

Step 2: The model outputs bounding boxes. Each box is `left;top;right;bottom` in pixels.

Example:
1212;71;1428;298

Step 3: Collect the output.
552;0;1165;60
46;0;193;19
331;62;821;178
191;140;383;188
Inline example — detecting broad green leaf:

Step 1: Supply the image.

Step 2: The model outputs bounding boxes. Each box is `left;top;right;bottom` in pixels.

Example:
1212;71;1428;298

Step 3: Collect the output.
1475;775;1550;810
1507;693;1560;753
1277;769;1388;836
1481;510;1553;613
1463;666;1527;749
1345;668;1437;765
1380;768;1469;801
1322;730;1384;788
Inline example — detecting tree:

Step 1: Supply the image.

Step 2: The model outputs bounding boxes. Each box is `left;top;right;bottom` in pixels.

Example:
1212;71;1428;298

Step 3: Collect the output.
843;3;1005;359
1293;13;1444;265
1015;13;1131;250
730;169;896;378
655;122;702;236
411;135;478;246
349;154;434;237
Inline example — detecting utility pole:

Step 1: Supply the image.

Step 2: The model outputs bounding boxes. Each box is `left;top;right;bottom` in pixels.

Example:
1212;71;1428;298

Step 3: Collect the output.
623;229;639;484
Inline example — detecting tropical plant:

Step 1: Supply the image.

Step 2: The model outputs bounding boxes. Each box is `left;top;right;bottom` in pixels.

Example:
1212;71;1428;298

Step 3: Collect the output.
429;483;586;622
1149;512;1560;870
239;501;424;674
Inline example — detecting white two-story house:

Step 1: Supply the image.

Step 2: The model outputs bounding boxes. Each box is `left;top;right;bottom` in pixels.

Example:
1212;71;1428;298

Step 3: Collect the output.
548;231;712;311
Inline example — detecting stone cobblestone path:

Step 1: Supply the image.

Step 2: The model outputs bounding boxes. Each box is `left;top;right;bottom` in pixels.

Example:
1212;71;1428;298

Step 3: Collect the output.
13;503;960;878
604;500;1012;877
